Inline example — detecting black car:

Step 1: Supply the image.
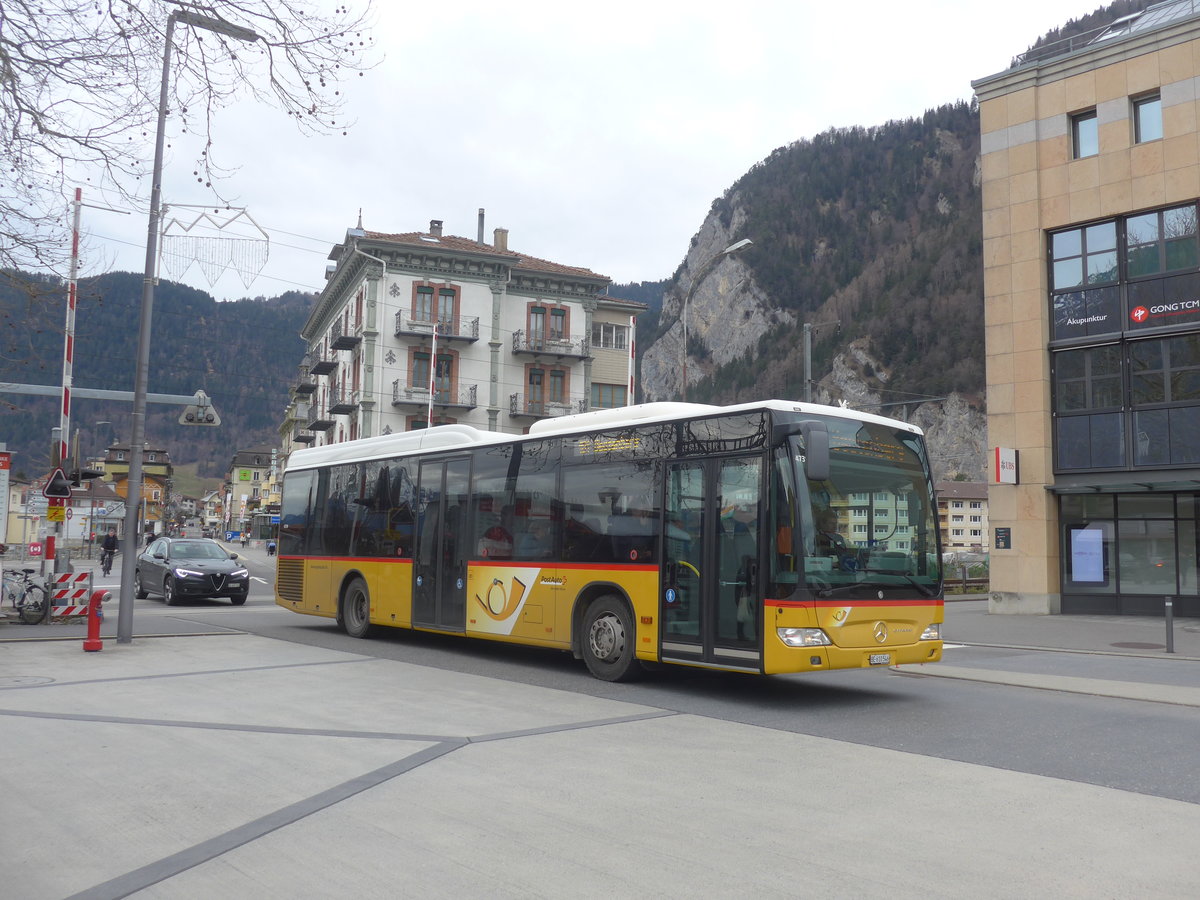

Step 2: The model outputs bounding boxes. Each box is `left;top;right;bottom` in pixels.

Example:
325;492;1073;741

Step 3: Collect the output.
135;537;250;606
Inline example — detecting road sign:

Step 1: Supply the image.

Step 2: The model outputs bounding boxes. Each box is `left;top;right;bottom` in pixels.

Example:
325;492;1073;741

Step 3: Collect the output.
43;467;72;499
47;506;66;522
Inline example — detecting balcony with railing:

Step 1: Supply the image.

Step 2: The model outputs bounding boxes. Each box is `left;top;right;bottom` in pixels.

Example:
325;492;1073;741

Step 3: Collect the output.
394;312;480;343
512;330;590;359
330;318;362;350
392;380;478;410
293;369;317;395
307;402;335;431
308;349;337;376
328;385;359;416
291;426;315;444
509;394;586;420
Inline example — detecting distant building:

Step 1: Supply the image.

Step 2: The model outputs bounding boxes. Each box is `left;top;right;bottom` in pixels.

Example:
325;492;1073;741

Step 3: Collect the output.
975;3;1200;616
103;444;173;533
224;447;275;539
935;482;989;553
288;216;643;451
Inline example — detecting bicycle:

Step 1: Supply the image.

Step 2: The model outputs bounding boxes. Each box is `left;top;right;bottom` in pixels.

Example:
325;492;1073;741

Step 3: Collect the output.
100;549;116;577
3;568;49;624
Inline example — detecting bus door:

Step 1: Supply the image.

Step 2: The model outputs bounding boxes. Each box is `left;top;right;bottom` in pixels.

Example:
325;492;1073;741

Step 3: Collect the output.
662;455;763;669
413;456;470;631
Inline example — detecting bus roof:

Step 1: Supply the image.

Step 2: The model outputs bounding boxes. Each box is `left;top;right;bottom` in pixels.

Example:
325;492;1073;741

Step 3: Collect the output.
284;400;924;472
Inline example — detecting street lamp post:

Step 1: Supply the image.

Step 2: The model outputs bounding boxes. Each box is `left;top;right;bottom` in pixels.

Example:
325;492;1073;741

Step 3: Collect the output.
681;238;752;401
117;10;259;644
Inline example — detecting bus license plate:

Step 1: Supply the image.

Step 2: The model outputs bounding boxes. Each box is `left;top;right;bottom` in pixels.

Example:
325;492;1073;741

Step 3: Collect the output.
868;653;891;665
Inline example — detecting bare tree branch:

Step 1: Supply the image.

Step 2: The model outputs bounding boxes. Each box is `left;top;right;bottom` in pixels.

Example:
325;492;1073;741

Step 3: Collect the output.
0;0;377;277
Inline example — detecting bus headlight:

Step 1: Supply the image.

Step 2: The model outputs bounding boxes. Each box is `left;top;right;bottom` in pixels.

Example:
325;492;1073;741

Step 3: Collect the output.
920;623;941;641
777;627;832;647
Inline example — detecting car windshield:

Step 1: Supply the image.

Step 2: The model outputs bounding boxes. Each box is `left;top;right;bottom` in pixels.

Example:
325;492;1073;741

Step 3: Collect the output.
172;542;228;560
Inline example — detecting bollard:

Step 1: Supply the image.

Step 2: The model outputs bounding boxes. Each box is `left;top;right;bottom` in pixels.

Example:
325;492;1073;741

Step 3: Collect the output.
1164;595;1175;654
83;589;111;652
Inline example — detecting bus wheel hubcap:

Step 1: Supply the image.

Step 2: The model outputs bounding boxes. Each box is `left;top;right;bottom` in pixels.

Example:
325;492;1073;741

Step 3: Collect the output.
590;614;623;661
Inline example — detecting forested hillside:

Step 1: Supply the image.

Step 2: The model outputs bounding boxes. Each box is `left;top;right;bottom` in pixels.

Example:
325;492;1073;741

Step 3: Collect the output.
0;272;309;478
648;101;984;407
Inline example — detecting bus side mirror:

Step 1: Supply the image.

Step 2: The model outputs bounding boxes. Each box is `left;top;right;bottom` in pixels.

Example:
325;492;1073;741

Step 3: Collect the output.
801;421;830;481
771;419;830;481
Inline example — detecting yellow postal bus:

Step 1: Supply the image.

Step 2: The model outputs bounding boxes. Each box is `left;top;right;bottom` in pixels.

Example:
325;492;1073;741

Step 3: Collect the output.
276;400;943;680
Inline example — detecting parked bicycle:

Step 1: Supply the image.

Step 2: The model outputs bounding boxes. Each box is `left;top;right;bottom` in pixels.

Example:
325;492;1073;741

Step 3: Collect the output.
3;568;49;624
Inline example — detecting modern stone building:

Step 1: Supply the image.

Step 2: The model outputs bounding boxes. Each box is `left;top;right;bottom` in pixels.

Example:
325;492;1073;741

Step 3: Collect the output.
975;1;1200;617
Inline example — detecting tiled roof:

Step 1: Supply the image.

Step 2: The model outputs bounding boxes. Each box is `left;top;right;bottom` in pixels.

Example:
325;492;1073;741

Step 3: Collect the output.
363;230;607;280
935;481;988;500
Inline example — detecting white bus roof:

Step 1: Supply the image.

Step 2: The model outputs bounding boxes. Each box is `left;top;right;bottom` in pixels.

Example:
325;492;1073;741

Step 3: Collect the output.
285;400;924;472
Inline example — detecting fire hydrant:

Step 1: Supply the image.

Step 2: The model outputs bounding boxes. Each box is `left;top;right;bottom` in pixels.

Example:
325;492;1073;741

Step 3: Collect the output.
83;589;111;652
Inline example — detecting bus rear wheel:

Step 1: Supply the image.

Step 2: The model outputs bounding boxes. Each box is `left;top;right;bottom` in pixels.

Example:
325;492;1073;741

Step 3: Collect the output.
582;595;642;682
341;578;373;639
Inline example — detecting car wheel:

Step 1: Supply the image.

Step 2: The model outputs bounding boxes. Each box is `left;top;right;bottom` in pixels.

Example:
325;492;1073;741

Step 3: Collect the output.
341;577;373;638
582;595;643;682
134;570;148;600
230;591;247;606
163;576;178;606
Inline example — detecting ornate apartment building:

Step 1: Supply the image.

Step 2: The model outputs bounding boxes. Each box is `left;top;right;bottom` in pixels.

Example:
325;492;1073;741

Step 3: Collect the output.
975;1;1200;617
283;216;642;455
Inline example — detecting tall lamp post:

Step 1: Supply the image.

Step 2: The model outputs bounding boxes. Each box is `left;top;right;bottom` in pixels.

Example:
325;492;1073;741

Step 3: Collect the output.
117;9;260;644
681;238;752;401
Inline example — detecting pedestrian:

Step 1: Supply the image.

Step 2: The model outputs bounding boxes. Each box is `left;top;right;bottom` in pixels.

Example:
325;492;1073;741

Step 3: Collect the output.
241;532;248;548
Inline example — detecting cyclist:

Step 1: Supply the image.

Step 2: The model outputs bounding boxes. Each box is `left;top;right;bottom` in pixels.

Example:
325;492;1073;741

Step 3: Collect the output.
100;527;119;576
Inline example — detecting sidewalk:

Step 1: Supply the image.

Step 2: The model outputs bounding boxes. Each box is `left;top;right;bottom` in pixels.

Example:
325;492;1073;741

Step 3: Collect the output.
3;626;1199;897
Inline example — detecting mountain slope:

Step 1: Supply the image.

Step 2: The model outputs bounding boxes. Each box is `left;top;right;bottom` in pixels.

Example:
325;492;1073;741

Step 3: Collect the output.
0;271;309;478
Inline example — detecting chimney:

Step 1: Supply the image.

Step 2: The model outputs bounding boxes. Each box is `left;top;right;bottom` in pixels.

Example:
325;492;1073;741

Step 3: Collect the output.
494;227;509;252
429;219;443;237
477;208;485;243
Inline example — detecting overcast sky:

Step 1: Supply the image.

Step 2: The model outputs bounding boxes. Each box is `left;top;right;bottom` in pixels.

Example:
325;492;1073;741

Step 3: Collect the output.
78;0;1098;301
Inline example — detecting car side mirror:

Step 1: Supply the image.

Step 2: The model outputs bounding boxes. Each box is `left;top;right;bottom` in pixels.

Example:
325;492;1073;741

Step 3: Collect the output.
153;550;166;560
228;552;239;560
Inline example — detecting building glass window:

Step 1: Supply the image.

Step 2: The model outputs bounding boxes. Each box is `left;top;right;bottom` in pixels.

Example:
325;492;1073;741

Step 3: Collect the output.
592;322;628;350
528;369;545;408
529;308;546;349
1051;222;1118;290
590;384;628;409
549;370;566;404
1054;345;1123;412
549;308;566;341
413;352;430;390
415;286;434;322
1134;94;1162;143
1125;204;1199;278
1072;109;1099;158
437;289;456;330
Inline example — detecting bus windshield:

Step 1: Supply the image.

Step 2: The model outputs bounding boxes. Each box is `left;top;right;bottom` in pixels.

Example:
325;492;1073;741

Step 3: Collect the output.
787;413;941;597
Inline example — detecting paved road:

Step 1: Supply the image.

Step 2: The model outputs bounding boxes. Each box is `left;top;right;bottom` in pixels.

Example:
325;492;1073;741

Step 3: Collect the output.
3;547;1198;897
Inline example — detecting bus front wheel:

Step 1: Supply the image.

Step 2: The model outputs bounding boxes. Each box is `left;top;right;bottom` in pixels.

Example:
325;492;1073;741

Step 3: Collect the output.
582;596;642;682
341;578;373;639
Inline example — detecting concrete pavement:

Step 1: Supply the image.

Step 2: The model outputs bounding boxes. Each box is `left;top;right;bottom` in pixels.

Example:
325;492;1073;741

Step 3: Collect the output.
2;556;1199;897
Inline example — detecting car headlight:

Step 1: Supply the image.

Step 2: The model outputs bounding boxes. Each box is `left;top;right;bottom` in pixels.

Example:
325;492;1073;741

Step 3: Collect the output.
173;567;205;578
920;622;941;641
230;568;248;578
777;627;832;647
